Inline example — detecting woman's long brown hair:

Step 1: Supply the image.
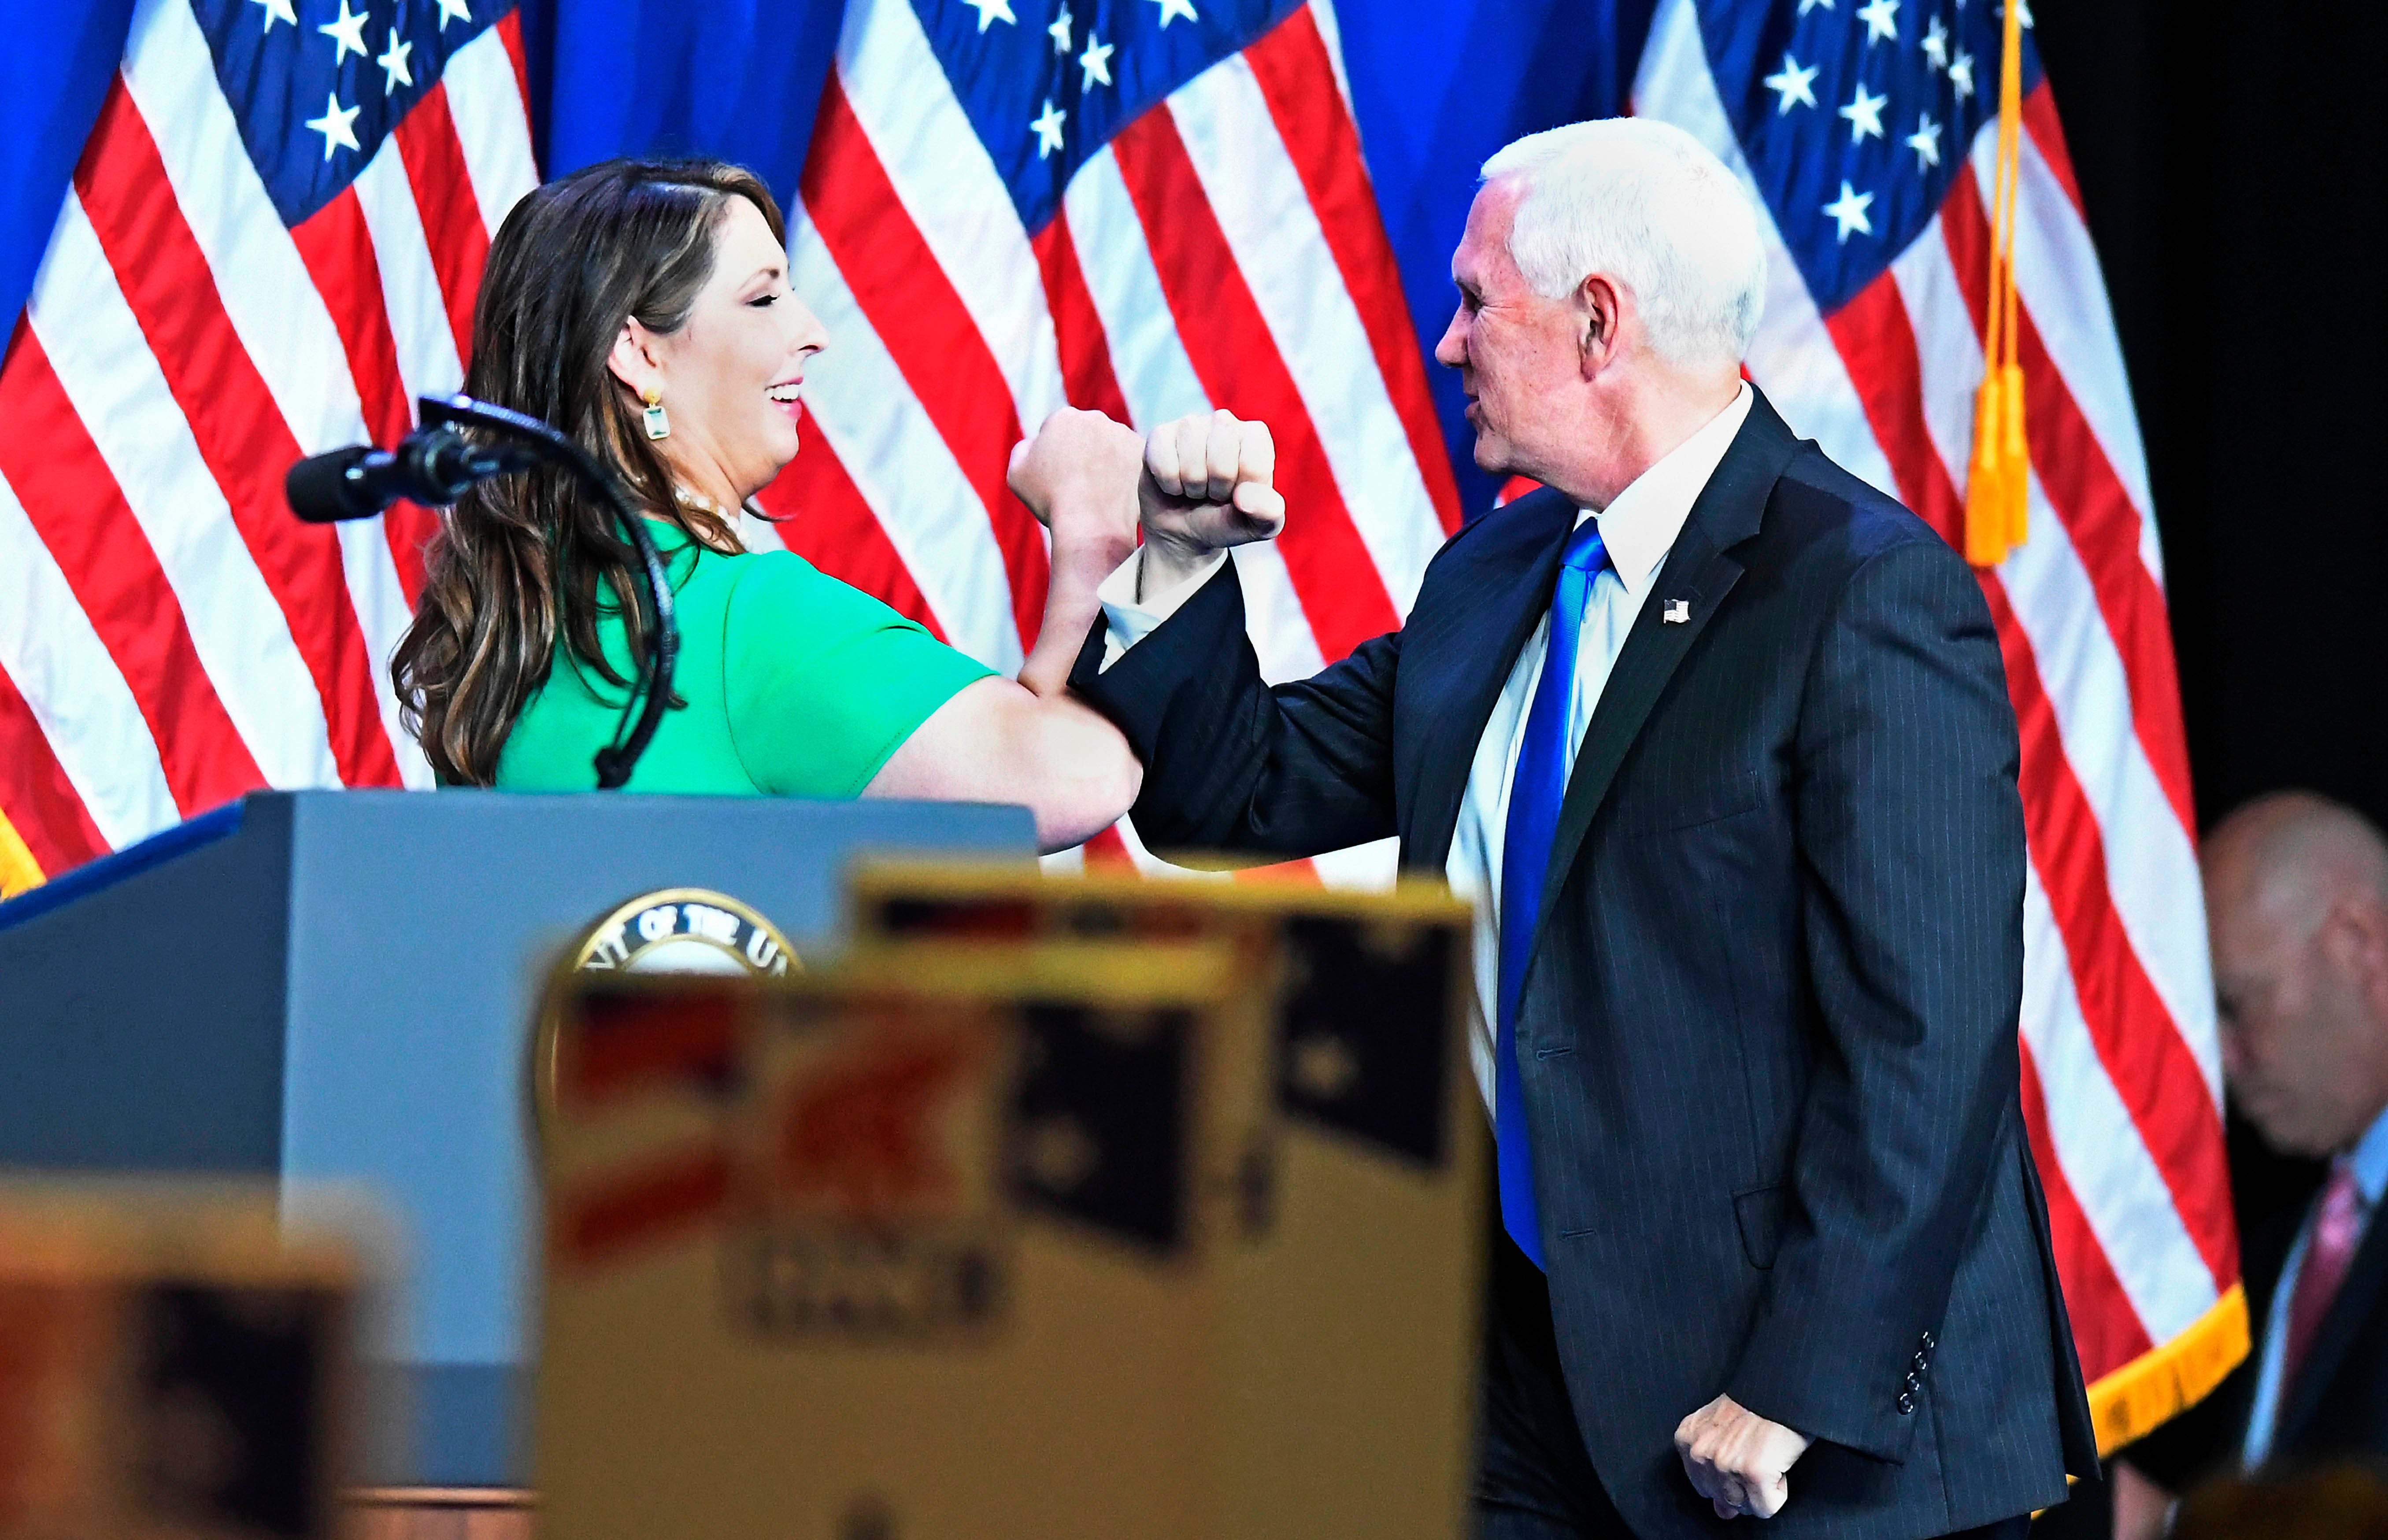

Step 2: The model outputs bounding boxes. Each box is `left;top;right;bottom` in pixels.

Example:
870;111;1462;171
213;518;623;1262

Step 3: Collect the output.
391;158;787;786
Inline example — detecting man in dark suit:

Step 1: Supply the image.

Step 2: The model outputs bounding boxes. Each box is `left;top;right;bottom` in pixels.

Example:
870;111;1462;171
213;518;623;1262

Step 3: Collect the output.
2114;793;2388;1535
1066;118;2098;1538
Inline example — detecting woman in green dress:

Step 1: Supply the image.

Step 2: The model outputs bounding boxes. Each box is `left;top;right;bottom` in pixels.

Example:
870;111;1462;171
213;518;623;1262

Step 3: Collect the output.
390;159;1145;850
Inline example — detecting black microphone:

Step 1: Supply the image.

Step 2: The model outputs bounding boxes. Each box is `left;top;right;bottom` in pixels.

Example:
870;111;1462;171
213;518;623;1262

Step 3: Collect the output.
285;424;539;522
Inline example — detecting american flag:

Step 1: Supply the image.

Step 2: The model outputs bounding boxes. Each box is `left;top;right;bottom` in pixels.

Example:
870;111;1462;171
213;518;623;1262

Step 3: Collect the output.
0;0;535;888
0;0;2237;1454
1625;0;2240;1447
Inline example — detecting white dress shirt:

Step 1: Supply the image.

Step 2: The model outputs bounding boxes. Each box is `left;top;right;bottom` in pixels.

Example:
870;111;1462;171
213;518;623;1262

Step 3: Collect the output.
1098;384;1753;1118
2242;1100;2388;1466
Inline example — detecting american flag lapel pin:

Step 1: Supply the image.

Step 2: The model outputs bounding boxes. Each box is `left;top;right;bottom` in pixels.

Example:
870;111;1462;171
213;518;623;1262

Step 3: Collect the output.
1663;599;1691;624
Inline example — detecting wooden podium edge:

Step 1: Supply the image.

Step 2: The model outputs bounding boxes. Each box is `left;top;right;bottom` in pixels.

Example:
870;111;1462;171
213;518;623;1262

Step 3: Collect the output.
342;1487;536;1540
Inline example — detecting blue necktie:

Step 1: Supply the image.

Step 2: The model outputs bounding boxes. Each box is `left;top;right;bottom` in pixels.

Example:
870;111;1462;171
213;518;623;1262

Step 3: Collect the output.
1496;518;1609;1269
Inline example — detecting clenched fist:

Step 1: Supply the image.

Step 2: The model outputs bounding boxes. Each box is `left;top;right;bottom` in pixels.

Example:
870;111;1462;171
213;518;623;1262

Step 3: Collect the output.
1138;410;1286;596
1674;1393;1811;1520
1007;406;1144;567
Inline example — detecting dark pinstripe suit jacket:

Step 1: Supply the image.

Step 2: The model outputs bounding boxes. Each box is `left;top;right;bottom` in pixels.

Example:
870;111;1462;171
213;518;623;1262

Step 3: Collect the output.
1070;391;2100;1538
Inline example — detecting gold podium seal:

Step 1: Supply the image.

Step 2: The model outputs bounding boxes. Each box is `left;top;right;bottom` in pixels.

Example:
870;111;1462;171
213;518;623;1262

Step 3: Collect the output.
532;888;798;1141
570;887;796;978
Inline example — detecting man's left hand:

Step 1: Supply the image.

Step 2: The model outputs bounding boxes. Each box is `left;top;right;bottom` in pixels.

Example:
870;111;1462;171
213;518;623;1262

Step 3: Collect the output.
1674;1394;1812;1521
1137;410;1285;594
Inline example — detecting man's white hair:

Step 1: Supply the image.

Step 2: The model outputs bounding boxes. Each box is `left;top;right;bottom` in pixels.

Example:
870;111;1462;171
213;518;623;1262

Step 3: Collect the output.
1481;118;1767;368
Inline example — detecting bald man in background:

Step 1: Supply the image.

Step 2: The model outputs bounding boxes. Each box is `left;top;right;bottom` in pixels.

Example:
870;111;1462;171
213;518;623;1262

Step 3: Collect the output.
2115;792;2388;1536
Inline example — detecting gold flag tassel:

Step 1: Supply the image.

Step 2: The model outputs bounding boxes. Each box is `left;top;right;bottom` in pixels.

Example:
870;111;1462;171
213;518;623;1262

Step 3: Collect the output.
1964;0;2030;568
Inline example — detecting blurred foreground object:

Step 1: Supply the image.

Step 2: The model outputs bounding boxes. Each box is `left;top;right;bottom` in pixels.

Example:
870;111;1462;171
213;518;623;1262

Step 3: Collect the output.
0;790;1030;1487
2172;1464;2388;1540
0;1182;359;1540
536;874;1480;1540
848;862;1476;1167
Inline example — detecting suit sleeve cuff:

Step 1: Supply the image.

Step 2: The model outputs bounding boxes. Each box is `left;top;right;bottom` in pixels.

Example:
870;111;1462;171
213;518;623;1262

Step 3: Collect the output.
1097;548;1230;670
1726;1322;1922;1465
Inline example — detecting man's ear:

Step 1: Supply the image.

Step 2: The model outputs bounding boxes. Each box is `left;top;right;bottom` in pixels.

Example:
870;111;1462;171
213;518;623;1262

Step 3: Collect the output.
2336;894;2388;1026
604;320;664;402
1576;273;1624;381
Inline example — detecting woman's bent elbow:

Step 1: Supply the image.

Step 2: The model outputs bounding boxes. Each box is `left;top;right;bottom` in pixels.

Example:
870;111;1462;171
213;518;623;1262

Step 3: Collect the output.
1031;737;1143;853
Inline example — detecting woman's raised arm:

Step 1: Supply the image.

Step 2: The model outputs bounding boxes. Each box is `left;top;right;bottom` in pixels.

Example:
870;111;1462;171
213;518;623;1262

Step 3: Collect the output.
864;408;1147;852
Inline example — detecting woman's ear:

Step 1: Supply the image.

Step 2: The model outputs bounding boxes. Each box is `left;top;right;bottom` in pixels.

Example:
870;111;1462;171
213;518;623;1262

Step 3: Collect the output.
604;320;664;401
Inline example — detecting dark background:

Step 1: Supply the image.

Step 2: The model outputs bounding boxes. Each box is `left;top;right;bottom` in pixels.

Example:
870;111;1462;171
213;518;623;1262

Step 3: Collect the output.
2034;0;2386;838
2027;9;2383;1528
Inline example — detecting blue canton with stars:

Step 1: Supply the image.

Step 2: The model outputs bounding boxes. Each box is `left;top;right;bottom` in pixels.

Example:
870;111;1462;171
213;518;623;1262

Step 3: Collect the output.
194;0;512;229
1697;0;2042;314
915;0;1301;234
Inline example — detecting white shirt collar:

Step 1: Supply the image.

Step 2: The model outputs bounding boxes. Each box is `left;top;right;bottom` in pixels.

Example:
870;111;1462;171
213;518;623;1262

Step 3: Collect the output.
1573;383;1754;596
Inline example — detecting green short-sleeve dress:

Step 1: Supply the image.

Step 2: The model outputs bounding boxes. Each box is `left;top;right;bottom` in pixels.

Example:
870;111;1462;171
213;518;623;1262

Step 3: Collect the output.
493;522;994;795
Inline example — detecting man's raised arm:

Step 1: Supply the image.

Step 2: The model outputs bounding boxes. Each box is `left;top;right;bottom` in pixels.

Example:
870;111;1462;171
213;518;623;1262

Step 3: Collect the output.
1066;410;1404;859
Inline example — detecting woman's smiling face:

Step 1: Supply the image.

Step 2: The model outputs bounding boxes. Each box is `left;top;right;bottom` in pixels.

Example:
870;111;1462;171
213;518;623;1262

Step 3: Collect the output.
615;196;828;508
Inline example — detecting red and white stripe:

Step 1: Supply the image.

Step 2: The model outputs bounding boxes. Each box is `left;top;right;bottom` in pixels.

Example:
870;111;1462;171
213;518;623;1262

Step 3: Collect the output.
762;0;1435;889
0;0;538;887
1633;0;2232;1426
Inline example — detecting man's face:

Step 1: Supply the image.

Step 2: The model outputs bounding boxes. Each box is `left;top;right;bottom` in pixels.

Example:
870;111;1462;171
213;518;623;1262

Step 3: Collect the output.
2211;872;2379;1157
1433;181;1591;481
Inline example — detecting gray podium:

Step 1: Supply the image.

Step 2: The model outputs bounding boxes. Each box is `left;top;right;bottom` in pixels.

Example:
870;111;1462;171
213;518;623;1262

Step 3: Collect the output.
0;789;1035;1487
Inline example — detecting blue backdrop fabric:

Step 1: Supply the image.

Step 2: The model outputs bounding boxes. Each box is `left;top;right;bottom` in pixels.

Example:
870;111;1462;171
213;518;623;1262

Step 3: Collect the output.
1335;0;1655;511
0;0;140;352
